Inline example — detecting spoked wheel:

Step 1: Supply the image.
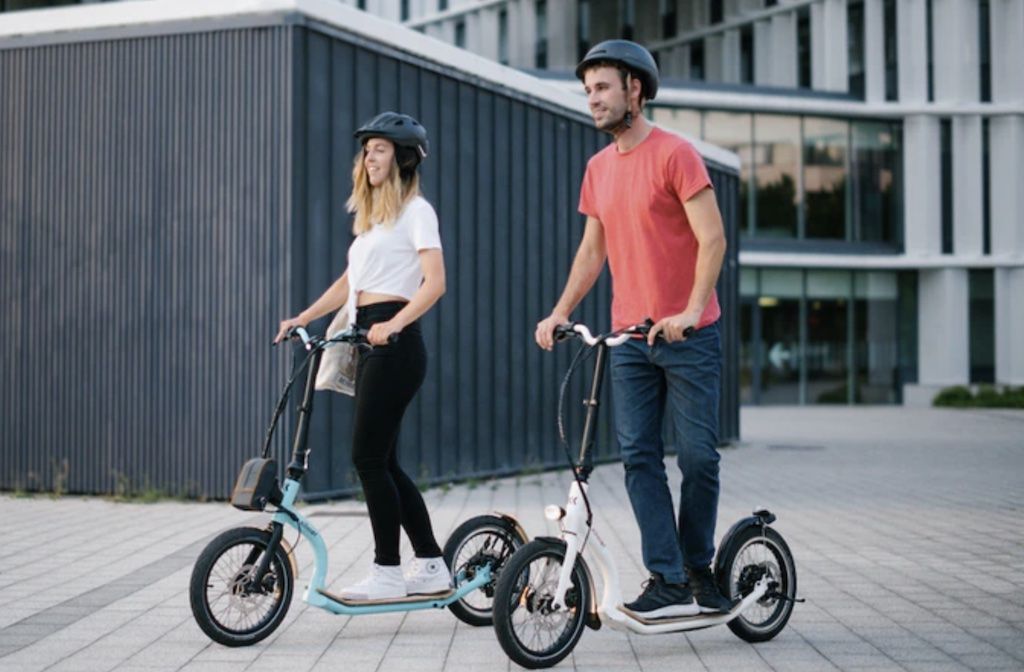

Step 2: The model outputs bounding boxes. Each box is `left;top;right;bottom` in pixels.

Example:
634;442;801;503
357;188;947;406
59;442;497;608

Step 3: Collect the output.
442;514;529;626
716;525;796;642
492;539;591;669
190;527;294;646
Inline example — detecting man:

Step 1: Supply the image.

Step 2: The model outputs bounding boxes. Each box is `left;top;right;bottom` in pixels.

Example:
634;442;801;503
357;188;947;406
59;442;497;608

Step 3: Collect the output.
535;40;734;619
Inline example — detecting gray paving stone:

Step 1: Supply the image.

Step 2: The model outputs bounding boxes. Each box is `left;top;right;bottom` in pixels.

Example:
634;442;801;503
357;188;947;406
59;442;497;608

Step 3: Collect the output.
2;407;1023;672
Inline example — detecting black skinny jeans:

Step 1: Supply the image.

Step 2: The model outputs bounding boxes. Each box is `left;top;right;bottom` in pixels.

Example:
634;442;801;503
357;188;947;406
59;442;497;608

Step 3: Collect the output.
352;301;442;566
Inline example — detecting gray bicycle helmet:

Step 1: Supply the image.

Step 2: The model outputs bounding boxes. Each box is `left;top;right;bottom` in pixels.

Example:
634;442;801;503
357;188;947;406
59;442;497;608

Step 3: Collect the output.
354;111;429;160
575;39;659;102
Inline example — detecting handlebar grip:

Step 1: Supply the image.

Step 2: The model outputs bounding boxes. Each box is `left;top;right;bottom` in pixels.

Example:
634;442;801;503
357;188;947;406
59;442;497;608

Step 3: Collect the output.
553;324;575;342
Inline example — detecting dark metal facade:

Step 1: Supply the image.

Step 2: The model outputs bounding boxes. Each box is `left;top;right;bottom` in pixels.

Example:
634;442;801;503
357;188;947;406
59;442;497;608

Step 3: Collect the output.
0;17;739;500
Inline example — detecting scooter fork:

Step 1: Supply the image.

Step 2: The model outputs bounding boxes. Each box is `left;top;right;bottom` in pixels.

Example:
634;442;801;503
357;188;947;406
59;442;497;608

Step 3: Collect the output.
550;480;589;610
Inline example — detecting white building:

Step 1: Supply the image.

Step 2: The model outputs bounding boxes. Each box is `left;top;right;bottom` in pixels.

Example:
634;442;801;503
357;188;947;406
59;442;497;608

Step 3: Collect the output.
359;0;1024;406
4;0;1021;406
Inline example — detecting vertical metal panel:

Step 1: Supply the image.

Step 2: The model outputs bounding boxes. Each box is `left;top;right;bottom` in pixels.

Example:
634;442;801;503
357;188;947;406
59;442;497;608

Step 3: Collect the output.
0;20;739;499
0;28;295;498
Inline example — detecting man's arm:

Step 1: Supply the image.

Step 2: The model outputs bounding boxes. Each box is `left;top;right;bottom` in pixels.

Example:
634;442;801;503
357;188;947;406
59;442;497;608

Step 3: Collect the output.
648;187;727;344
535;216;608;350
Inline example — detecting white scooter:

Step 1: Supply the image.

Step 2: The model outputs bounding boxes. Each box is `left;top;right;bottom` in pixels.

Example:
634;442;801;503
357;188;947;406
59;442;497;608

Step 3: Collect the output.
491;321;800;669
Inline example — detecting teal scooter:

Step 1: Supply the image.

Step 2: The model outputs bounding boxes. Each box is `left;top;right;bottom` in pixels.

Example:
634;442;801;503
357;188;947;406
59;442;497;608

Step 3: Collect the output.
190;327;528;646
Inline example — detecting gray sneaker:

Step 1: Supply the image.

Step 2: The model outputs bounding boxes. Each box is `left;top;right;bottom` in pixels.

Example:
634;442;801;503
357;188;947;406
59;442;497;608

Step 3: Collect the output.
622;573;699;619
687;566;738;614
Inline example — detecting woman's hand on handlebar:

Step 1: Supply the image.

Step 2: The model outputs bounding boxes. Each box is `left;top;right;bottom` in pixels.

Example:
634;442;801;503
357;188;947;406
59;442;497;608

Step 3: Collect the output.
273;316;307;345
647;310;699;345
367;319;402;346
535;311;571;351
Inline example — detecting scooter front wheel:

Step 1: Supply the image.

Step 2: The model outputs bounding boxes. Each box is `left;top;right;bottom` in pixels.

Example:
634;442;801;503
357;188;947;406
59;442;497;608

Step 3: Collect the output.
190;526;294;646
716;525;796;642
443;514;529;626
492;539;590;669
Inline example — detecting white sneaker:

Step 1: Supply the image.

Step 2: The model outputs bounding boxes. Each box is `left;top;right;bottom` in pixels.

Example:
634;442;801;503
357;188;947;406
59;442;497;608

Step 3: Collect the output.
404;556;452;595
338;564;407;601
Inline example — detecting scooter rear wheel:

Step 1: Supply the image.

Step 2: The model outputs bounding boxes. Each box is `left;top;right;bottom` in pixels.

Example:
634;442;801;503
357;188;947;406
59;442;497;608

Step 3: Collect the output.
190;527;294;646
492;539;590;669
716;525;796;642
443;514;528;626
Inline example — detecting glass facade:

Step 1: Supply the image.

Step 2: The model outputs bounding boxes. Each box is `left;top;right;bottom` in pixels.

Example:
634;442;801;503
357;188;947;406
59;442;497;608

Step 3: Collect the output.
803;117;848;240
702;111;753;235
852;121;900;244
654;107;902;248
662;110;891;253
754;114;800;239
740;268;913;405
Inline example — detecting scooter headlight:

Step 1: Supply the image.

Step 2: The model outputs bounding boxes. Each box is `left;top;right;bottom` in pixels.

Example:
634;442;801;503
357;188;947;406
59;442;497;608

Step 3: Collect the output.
544;505;566;521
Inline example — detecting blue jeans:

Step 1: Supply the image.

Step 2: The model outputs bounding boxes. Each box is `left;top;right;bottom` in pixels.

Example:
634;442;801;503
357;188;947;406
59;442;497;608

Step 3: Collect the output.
610;321;722;585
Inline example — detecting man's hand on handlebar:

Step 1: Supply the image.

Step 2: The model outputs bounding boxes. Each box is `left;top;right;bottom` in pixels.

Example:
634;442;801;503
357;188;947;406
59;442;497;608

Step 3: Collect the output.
646;310;699;345
536;311;571;351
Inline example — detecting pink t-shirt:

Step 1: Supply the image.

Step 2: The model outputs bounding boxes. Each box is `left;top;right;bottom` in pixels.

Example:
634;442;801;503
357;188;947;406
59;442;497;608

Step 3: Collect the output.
578;126;720;331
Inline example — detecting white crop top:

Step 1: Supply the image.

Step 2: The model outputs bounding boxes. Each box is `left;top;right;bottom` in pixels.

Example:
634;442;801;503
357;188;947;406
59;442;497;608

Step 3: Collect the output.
346;196;442;325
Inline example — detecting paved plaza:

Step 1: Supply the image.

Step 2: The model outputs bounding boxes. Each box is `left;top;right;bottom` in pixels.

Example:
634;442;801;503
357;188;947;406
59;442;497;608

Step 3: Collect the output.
1;407;1022;671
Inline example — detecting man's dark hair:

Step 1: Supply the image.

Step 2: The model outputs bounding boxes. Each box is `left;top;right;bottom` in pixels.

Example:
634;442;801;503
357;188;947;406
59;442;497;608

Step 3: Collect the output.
579;59;649;109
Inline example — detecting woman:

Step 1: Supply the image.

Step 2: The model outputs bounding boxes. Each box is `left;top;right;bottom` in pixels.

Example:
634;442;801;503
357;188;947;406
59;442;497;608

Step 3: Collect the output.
274;112;450;601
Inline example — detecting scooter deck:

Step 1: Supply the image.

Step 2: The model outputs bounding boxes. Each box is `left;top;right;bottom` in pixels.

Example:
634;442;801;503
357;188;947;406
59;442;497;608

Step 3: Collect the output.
316;587;455;606
617;603;742;626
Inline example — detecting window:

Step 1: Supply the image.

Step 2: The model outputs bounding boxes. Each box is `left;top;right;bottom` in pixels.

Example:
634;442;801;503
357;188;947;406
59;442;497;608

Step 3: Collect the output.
982;118;991;254
358;0;367;10
401;0;410;22
797;8;812;88
969;270;995;383
847;1;865;99
806;270;852;404
704;112;753;235
926;0;934;101
803;118;849;240
534;0;547;68
765;0;777;6
757;270;803;404
851;273;899;403
578;0;591;62
439;0;448;10
980;0;991;102
660;0;677;39
741;268;906;405
852;121;901;245
884;0;898;100
753;114;800;238
710;0;723;24
690;41;705;81
455;19;466;49
620;0;635;40
940;118;952;253
740;25;754;84
499;9;509;65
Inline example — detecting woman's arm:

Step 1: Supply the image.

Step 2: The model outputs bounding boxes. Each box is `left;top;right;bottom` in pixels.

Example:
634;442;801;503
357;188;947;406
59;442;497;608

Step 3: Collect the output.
366;249;445;345
273;270;349;343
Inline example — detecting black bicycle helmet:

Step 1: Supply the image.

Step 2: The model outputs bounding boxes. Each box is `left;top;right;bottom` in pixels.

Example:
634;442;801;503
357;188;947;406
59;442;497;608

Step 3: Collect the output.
575;39;659;102
354;111;429;161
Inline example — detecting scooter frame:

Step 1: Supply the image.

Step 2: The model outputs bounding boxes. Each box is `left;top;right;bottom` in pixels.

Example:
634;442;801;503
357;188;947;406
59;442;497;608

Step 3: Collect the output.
513;322;782;636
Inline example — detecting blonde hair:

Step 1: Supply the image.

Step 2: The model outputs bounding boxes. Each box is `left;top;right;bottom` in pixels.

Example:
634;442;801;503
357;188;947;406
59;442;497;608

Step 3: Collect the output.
346;148;420;236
